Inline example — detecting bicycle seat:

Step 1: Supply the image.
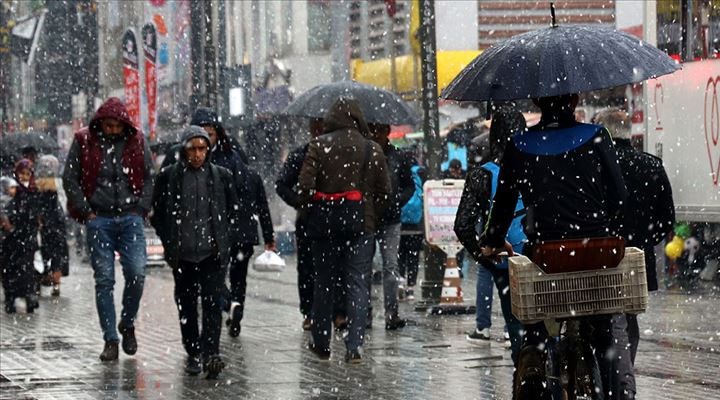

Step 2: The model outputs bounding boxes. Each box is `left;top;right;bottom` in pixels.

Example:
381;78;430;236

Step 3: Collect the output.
530;237;625;274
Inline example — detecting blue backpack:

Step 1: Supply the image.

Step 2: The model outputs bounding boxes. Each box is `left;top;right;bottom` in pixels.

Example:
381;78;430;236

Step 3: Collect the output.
481;162;527;256
401;165;424;225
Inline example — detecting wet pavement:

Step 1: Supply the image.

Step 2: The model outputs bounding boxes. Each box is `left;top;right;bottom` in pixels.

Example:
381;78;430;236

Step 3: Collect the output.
1;250;719;399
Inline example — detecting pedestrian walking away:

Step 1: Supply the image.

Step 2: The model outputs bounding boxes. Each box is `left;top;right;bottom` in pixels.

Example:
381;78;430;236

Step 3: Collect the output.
62;97;154;362
298;97;392;363
369;122;415;330
151;125;240;379
398;165;426;301
276;118;349;331
454;107;527;364
480;95;635;400
594;107;676;396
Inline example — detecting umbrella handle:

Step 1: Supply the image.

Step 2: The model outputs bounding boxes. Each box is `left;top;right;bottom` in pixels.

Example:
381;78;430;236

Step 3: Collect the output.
550;3;558;28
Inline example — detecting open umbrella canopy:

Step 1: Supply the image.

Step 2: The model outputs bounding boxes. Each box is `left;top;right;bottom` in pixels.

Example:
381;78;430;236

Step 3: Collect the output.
283;80;417;125
441;25;680;102
0;132;59;154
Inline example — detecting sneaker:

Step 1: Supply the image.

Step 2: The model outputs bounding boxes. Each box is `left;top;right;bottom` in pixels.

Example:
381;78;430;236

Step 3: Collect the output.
302;317;311;331
504;331;512;349
227;302;242;337
466;328;491;342
372;270;382;285
185;355;203;376
99;341;119;361
308;341;331;360
405;286;415;301
118;324;137;355
203;355;225;379
345;348;362;364
385;314;407;330
333;315;348;332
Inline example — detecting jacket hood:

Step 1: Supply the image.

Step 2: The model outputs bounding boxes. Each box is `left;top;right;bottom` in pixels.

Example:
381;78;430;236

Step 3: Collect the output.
191;107;227;142
322;97;370;137
89;97;138;136
182;125;211;147
180;125;211;166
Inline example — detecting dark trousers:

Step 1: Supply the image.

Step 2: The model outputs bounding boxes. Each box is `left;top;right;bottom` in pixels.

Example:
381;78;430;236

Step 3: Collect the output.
228;244;254;321
311;234;373;352
2;251;35;308
173;257;226;358
296;226;314;318
398;234;423;286
523;315;632;400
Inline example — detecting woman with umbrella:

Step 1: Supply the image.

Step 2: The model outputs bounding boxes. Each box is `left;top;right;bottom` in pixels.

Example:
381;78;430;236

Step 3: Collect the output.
442;7;679;399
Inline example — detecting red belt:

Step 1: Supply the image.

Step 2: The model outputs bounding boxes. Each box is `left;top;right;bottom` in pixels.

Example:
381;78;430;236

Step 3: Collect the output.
312;190;363;201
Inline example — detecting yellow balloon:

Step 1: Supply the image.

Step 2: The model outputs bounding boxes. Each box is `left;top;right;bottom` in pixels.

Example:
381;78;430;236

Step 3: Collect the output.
665;240;683;259
671;235;684;246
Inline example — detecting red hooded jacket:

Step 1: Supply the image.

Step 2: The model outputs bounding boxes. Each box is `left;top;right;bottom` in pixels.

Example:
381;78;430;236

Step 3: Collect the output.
67;98;146;222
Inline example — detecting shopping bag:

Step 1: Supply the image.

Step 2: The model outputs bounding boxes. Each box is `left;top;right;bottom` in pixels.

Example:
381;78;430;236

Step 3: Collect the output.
252;250;285;272
33;251;45;274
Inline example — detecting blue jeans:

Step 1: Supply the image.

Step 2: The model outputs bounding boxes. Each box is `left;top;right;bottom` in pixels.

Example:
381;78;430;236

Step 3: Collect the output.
86;215;146;342
468;253;523;364
310;233;374;352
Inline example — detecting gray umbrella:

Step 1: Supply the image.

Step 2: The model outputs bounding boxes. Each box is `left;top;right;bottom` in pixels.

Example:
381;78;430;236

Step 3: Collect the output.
441;25;680;102
283;81;417;125
0;132;59;154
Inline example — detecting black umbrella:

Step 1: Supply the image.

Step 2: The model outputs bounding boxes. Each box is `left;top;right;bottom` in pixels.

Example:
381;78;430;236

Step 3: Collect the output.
0;132;59;155
283;81;417;125
441;21;679;102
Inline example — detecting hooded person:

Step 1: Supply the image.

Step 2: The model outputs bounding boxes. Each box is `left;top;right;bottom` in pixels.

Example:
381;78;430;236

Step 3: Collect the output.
297;97;392;363
162;106;249;168
150;125;240;379
62;97;155;362
2;159;41;313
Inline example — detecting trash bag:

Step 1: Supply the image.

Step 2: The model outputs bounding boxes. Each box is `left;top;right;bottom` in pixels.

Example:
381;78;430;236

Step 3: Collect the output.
252;250;285;272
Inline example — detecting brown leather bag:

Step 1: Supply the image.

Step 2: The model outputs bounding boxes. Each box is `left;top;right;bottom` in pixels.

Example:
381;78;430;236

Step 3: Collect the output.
530;237;626;274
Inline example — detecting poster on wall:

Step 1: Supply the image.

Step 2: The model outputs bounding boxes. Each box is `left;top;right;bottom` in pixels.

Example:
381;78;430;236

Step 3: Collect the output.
142;23;157;141
122;29;141;129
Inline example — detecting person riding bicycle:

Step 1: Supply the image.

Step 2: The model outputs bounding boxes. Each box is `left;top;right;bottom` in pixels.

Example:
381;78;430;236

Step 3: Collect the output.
480;95;634;400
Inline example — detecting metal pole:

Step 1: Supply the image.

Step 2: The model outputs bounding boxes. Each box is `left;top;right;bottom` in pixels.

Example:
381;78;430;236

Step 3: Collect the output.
189;0;204;110
0;1;9;135
419;0;440;179
204;0;216;109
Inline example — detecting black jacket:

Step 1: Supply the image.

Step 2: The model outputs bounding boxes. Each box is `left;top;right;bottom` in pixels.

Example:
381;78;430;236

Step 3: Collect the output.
484;122;627;248
613;139;675;291
246;169;274;245
454;166;493;261
379;145;416;227
150;161;240;268
275;144;309;225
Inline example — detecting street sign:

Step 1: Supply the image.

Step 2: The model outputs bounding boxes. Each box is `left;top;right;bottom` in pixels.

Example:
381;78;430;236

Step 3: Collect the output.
423;179;464;254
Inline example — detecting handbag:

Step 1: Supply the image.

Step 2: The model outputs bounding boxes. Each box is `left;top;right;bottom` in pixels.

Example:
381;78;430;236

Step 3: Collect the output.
307;142;371;240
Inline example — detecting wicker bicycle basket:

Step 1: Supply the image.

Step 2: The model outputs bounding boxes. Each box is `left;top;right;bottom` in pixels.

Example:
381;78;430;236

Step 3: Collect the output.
509;247;648;324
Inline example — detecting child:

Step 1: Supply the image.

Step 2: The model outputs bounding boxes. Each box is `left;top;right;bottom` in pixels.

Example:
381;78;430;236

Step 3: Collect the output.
2;160;40;313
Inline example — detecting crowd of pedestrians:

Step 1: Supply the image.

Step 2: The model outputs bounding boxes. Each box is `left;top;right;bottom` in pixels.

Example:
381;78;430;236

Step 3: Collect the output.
0;95;675;398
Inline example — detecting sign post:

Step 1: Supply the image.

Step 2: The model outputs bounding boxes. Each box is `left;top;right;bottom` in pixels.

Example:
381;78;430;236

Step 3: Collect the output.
422;179;475;315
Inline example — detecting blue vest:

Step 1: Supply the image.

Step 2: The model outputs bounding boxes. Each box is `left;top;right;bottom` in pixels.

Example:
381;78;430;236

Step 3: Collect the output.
481;161;527;256
400;165;423;225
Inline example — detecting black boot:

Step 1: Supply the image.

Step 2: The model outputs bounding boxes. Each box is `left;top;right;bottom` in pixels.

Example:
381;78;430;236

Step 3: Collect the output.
118;324;137;355
99;341;119;361
204;355;225;379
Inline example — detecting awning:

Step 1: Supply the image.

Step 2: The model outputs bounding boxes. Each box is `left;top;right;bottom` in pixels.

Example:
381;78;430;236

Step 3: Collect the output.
351;50;481;97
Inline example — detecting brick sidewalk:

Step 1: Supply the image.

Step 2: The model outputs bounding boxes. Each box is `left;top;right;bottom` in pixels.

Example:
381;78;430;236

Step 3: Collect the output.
1;252;719;399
